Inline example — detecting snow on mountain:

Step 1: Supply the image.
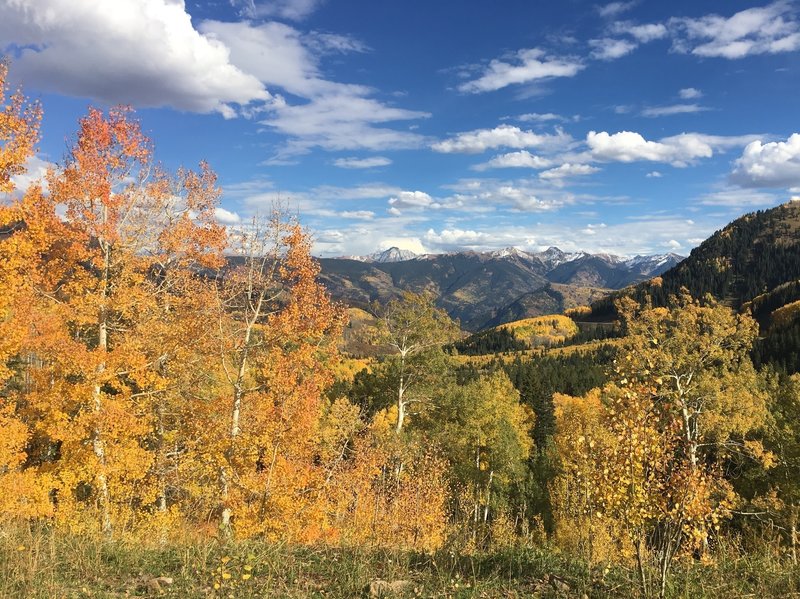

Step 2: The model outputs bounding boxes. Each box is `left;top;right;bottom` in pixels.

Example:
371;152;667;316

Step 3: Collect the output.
488;247;537;261
334;245;683;274
338;247;418;263
371;247;418;263
624;253;684;275
535;247;587;270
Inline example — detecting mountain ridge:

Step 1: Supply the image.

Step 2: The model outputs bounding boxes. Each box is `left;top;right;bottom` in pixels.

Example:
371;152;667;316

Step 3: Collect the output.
319;245;683;331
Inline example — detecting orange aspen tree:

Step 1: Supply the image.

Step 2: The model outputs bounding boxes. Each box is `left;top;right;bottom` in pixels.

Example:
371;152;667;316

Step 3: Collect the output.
193;215;345;538
6;106;226;536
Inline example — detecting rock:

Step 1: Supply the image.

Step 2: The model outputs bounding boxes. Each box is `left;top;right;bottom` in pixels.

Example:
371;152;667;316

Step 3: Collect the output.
144;578;162;595
549;574;571;594
141;575;174;595
366;579;413;597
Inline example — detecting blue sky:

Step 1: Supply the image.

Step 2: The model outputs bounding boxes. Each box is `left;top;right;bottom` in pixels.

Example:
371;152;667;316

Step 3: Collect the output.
3;0;800;257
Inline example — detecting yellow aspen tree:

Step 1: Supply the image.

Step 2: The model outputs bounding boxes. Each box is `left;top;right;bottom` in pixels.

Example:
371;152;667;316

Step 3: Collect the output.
329;415;449;552
553;295;767;598
9;106;226;536
192;215;345;538
0;61;52;521
370;292;459;433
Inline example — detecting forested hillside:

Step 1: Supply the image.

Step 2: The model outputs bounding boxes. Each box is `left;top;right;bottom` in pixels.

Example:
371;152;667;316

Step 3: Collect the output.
583;201;800;372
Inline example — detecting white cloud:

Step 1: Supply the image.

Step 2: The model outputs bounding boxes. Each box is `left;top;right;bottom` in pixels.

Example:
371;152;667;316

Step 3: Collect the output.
215;207;242;224
415;214;712;257
424;228;496;249
473;150;554;171
589;38;638;60
200;20;331;98
517;112;566;123
442;178;569;213
646;171;663;178
333;156;392;169
388;190;437;214
339;210;376;220
262;90;428;157
9;155;52;196
0;0;271;116
0;8;428;154
200;19;429;156
665;239;682;249
670;1;800;59
730;133;800;188
458;48;584;93
679;87;703;99
539;163;600;181
230;0;325;21
624;23;669;43
641;103;709;117
587;130;760;167
698;188;781;207
304;31;368;55
432;125;572;154
597;2;637;18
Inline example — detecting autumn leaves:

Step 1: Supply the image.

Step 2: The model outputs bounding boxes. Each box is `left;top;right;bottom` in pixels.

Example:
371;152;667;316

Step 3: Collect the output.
0;64;346;539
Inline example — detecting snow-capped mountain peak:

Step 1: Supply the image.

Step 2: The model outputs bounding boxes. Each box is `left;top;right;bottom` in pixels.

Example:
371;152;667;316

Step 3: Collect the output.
369;247;418;263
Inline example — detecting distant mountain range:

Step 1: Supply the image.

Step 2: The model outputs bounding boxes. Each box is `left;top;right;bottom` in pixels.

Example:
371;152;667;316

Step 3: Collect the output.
318;246;683;331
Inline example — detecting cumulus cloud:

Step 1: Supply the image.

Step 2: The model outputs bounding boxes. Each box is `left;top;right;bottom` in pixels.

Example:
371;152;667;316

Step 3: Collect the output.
458;48;584;93
262;94;428;156
730;134;800;188
587;130;760;167
641;103;710;117
215;207;242;224
0;3;427;155
539;163;600;181
473;150;554;171
624;23;669;43
646;171;663;178
670;1;800;59
200;20;335;98
589;38;638;60
679;87;703;99
432;125;572;154
333;156;392;169
388;190;437;214
0;0;271;116
442;178;569;213
595;22;666;59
